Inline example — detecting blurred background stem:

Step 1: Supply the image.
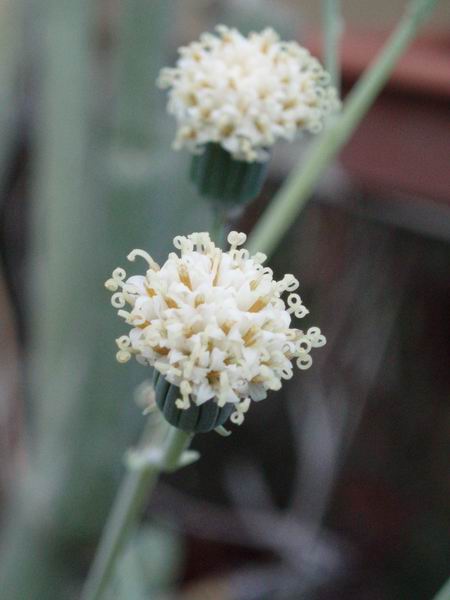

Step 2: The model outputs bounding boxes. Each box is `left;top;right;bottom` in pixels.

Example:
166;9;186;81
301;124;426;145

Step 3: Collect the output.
0;0;94;597
321;0;342;91
248;0;440;256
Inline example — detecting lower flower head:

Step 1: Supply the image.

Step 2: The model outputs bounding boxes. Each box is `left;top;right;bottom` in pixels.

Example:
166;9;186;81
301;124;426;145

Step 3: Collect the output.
105;232;325;425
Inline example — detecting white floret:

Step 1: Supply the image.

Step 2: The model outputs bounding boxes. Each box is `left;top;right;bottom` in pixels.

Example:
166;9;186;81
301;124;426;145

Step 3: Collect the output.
106;231;326;424
158;26;340;162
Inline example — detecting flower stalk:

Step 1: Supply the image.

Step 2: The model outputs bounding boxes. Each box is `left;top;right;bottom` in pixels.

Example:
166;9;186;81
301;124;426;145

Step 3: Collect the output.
248;0;440;257
81;422;193;600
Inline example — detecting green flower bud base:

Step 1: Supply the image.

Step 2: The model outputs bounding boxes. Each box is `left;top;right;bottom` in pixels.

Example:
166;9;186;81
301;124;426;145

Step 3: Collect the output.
153;370;233;433
190;143;268;204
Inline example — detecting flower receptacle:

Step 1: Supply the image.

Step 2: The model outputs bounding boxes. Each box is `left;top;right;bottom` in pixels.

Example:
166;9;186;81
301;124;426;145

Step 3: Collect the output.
190;143;268;205
153;369;234;433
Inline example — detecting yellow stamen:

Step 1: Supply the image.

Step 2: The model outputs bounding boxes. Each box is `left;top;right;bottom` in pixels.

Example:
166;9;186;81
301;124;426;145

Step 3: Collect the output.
282;98;297;110
165;297;179;309
200;106;211;119
211;252;222;286
220;321;233;335
195;294;205;307
207;370;220;383
242;326;258;347
153;345;169;356
178;264;192;290
248;296;269;312
185;92;197;107
220;122;235;137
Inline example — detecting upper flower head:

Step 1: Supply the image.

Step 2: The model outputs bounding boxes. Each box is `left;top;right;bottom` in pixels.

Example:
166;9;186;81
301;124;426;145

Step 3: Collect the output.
158;25;340;162
106;232;325;425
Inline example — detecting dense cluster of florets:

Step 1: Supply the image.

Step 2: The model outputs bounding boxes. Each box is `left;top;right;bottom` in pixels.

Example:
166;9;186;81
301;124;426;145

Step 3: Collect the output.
106;232;325;425
158;26;340;162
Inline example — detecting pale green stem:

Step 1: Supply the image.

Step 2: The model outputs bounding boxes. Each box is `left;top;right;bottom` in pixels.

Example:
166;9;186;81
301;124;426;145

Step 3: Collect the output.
212;206;228;248
248;0;439;257
81;424;192;600
321;0;342;91
433;577;450;600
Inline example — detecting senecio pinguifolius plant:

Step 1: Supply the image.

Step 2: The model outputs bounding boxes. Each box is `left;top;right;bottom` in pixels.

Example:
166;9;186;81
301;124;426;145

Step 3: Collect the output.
158;26;340;204
105;232;326;433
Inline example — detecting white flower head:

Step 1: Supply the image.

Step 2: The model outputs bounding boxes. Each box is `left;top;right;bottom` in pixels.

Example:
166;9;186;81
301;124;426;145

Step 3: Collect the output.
158;25;340;162
106;232;326;425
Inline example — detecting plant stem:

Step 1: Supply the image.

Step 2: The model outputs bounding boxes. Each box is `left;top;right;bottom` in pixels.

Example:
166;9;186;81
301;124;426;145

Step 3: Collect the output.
212;206;228;248
248;0;439;257
433;577;450;600
81;424;192;600
321;0;342;91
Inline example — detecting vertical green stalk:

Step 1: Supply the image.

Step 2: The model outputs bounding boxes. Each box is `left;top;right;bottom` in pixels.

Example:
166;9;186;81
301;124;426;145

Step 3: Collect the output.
248;0;440;257
211;207;228;248
81;425;192;600
321;0;342;91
